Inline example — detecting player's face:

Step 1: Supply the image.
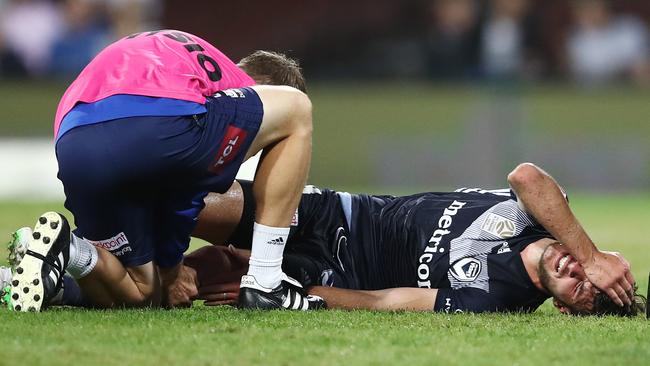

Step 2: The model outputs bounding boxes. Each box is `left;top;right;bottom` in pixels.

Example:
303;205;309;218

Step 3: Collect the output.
538;242;599;314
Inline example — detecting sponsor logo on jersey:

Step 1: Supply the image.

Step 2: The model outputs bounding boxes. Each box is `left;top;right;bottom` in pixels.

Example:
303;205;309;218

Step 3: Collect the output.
209;125;248;174
417;200;467;288
291;210;299;226
87;232;131;256
481;212;516;239
449;257;482;282
496;242;511;254
320;269;335;286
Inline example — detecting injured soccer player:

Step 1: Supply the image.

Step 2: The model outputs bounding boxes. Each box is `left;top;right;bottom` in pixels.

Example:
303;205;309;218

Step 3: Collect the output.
187;163;647;315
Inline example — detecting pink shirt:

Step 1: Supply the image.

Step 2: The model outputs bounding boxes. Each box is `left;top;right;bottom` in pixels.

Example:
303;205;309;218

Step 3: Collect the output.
54;30;255;137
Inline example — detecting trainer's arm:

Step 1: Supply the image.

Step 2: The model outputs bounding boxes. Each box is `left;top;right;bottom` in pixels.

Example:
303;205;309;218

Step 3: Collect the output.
308;286;438;311
507;162;634;306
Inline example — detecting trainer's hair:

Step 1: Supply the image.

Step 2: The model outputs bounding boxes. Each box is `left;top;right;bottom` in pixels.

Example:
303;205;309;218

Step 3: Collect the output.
573;284;647;317
238;51;307;93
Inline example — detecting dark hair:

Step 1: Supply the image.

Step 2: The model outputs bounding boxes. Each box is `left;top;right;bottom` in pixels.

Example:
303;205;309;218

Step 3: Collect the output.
238;51;307;93
573;284;646;317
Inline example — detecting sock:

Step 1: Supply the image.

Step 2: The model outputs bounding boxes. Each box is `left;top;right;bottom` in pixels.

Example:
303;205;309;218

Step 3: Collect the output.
66;234;99;279
61;275;86;307
0;267;11;288
49;275;86;307
246;223;289;288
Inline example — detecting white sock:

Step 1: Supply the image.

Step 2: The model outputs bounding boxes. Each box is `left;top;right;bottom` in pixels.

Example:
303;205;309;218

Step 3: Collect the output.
67;234;99;279
0;267;12;288
247;223;289;289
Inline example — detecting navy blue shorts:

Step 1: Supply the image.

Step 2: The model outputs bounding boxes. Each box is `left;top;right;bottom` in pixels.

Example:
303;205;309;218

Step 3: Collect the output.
228;181;361;289
56;87;263;268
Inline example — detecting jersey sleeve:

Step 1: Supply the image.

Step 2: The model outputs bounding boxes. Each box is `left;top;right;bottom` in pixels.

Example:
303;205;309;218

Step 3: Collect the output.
434;288;503;313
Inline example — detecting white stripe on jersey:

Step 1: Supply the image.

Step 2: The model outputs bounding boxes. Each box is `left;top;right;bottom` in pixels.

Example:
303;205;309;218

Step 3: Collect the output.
447;199;537;292
302;185;322;195
336;192;353;230
455;187;512;197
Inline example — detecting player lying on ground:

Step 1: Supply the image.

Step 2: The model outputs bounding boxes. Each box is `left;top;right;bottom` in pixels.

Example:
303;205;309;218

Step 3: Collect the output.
6;29;324;312
187;163;645;315
5;163;642;314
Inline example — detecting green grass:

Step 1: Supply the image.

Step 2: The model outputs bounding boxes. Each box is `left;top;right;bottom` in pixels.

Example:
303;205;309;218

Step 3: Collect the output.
0;195;648;366
1;307;649;366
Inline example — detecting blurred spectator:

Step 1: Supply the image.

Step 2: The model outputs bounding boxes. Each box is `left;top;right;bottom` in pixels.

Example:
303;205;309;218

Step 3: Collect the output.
49;0;111;77
479;0;543;80
0;0;64;76
0;31;28;77
106;0;161;38
424;0;480;80
567;0;650;86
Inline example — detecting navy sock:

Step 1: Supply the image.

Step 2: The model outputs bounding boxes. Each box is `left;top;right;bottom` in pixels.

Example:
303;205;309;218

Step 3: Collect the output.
61;275;87;307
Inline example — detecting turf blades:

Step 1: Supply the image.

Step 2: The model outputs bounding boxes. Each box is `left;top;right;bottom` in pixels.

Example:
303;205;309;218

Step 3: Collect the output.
646;272;649;319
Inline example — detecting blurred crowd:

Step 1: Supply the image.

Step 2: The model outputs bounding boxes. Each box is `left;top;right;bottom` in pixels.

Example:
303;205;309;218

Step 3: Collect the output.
1;0;649;86
420;0;650;85
325;0;650;86
0;0;160;78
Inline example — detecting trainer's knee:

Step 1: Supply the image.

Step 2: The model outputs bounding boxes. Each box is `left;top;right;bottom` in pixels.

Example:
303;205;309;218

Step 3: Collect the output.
289;90;313;136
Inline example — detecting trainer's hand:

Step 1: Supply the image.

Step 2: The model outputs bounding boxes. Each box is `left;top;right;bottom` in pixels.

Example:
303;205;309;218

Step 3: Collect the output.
583;251;634;307
160;262;199;308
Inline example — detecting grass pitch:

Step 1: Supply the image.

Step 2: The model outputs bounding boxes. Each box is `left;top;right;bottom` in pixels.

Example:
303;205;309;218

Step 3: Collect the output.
0;195;648;366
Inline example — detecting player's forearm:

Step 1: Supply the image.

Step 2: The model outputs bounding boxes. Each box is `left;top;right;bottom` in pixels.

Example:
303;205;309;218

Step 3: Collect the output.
507;163;596;263
308;286;437;311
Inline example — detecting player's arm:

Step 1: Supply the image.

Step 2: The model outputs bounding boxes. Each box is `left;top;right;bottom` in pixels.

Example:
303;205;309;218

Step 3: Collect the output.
507;162;634;306
308;286;438;311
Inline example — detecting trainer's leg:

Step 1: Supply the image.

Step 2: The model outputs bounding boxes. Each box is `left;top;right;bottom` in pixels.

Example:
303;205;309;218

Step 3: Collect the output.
75;248;160;308
242;85;312;290
55;116;198;309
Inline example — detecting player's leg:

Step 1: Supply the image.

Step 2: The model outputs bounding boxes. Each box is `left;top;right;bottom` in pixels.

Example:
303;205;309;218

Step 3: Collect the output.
232;85;324;309
243;85;313;229
5;210;158;311
45;119;175;310
6;212;70;311
60;194;161;308
192;181;247;246
75;253;160;307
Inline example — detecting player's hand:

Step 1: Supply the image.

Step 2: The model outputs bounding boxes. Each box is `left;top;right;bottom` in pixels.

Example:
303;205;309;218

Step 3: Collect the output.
185;245;250;285
160;262;199;308
583;250;634;307
198;280;241;306
196;246;246;306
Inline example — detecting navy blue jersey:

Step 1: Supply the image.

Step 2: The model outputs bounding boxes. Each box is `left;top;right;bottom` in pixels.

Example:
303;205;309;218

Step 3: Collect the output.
345;187;550;313
230;182;552;313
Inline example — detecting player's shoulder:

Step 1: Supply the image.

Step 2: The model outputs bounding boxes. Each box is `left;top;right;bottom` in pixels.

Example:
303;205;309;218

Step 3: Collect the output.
454;187;514;198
